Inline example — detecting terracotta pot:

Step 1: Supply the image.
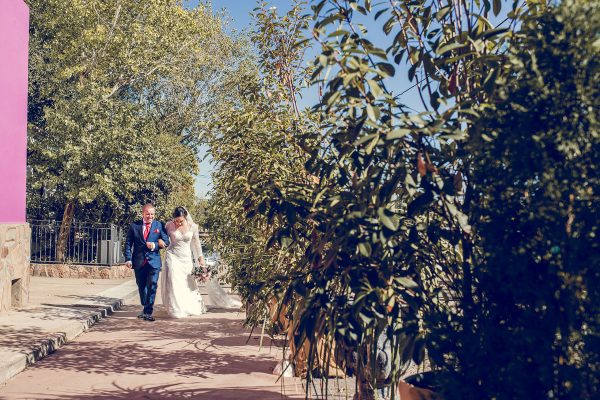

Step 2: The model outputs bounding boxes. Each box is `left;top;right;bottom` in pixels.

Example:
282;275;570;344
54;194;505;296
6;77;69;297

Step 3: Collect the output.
399;372;441;400
398;379;438;400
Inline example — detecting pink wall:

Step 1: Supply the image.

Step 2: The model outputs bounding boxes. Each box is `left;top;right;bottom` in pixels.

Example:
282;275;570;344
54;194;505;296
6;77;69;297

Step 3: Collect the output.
0;1;30;223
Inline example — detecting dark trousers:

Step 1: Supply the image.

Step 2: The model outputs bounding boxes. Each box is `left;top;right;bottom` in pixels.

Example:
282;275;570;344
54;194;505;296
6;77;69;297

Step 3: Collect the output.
134;264;160;315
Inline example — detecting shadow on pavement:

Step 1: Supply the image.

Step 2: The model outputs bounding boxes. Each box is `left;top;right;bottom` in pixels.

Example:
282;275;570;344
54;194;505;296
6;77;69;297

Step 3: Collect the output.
0;326;66;350
0;305;304;399
7;298;119;322
0;382;299;400
20;308;279;378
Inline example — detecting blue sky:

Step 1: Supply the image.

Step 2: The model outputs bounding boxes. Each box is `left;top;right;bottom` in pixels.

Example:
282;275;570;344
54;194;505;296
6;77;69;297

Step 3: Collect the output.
205;0;296;28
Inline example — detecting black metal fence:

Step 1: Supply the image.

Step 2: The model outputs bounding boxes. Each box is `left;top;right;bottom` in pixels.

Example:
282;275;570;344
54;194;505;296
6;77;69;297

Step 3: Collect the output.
29;220;125;266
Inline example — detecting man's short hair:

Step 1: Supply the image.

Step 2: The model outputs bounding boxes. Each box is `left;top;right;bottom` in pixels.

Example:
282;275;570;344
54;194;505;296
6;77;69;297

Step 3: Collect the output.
142;203;155;212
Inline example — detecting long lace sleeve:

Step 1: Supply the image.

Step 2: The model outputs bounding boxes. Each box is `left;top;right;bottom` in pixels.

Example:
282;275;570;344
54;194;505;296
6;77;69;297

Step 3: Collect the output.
164;221;175;248
165;220;175;236
191;223;204;261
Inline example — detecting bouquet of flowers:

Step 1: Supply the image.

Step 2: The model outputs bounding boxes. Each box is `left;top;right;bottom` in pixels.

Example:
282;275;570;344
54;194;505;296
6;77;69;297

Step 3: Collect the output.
192;258;213;284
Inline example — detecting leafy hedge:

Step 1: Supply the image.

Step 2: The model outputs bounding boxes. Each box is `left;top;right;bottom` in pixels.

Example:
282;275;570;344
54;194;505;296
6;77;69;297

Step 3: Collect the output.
207;0;599;398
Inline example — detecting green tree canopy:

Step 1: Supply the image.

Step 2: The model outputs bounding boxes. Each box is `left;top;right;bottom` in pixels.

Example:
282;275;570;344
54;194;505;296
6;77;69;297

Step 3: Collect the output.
26;0;244;229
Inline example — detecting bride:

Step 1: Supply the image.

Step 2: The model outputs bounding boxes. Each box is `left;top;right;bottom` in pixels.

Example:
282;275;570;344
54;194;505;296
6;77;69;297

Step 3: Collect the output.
161;206;240;318
161;206;207;318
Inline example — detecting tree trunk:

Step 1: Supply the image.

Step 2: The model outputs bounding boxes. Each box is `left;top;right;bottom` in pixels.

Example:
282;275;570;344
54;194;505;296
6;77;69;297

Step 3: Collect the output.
56;201;75;263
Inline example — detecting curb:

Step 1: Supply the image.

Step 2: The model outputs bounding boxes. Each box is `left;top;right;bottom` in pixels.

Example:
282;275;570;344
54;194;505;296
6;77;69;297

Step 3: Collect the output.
0;281;138;385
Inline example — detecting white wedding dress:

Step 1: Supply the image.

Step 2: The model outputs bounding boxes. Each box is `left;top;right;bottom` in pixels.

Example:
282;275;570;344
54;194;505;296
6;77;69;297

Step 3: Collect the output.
161;221;207;318
205;271;243;309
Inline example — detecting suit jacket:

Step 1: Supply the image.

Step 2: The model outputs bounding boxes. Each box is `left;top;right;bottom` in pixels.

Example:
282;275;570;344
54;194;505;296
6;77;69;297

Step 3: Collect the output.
125;220;170;270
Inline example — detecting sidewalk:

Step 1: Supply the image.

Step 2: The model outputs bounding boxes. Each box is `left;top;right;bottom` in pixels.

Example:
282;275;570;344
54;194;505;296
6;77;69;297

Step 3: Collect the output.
0;279;305;399
0;277;431;399
0;276;138;385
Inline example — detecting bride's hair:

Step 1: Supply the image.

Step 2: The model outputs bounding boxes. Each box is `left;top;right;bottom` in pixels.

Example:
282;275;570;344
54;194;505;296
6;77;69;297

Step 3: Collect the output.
173;206;188;218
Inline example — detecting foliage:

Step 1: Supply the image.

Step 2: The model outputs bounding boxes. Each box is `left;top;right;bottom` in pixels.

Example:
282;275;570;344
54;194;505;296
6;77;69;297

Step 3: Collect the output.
205;0;314;325
207;0;598;398
456;1;599;397
234;0;525;395
26;0;240;227
160;183;208;226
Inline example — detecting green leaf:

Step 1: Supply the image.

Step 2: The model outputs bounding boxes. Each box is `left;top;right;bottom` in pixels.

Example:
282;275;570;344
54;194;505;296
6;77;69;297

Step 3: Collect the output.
378;207;398;231
281;236;293;248
359;312;374;324
374;8;387;20
355;133;378;145
401;334;417;364
412;336;426;364
493;0;502;16
358;242;372;257
376;62;395;77
479;27;509;41
407;190;434;217
408;63;418;81
328;29;350;37
312;0;327;16
365;135;379;154
386;128;410;141
396;277;419;289
436;42;467;55
367;79;384;97
383;16;396;35
318;54;329;66
435;5;451;21
366;104;380;122
445;199;472;234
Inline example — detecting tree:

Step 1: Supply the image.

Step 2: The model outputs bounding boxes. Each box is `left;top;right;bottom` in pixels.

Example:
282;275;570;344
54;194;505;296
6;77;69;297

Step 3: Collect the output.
237;0;524;396
460;1;599;397
26;0;242;259
205;1;314;324
204;0;598;398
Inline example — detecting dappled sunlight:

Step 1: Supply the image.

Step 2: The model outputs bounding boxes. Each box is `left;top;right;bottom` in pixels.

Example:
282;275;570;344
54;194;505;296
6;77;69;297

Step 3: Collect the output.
0;305;301;399
0;382;300;400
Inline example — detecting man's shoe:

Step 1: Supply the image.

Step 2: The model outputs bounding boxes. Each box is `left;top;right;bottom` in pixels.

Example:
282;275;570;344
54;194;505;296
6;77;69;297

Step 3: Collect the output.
137;313;146;319
144;315;156;321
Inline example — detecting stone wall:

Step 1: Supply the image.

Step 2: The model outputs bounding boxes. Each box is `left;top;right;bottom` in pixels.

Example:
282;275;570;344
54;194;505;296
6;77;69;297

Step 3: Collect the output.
30;263;134;279
0;223;30;312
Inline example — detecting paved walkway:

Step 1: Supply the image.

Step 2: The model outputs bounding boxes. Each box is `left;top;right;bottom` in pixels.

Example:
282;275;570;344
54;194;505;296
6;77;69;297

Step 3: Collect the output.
0;277;137;383
0;277;304;399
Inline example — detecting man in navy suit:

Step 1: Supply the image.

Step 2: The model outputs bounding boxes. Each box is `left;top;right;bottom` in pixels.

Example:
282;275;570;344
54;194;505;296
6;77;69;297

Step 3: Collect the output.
125;203;170;321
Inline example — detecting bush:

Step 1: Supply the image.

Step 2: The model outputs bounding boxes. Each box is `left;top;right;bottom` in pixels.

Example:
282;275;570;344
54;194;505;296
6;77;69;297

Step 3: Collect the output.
457;1;600;398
